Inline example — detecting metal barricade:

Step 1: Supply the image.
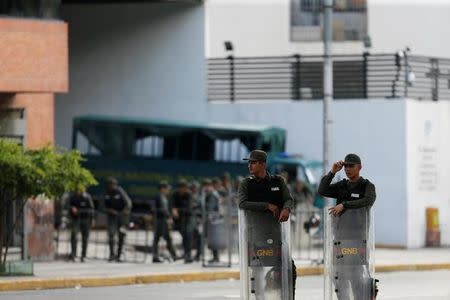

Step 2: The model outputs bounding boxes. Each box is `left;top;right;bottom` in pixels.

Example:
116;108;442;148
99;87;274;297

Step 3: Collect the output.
55;209;152;263
291;205;324;265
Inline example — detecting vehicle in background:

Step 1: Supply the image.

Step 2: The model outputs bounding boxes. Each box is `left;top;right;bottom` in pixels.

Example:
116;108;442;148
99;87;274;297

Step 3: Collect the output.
71;115;323;216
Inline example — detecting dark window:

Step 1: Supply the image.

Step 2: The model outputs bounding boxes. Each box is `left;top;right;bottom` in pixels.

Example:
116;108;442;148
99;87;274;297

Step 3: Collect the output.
0;0;61;20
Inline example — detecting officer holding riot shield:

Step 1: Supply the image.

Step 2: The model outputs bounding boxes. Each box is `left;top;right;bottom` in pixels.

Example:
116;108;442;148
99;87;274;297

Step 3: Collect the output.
318;153;378;300
238;150;296;300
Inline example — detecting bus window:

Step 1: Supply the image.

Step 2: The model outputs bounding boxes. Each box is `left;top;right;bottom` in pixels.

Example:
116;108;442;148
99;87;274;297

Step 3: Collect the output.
214;138;249;162
134;135;163;157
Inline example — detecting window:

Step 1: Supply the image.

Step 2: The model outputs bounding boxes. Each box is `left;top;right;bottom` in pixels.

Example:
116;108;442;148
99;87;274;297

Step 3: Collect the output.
0;0;61;20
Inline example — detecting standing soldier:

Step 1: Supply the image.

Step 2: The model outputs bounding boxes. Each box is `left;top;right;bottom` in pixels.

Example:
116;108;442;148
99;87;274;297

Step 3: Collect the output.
68;188;95;262
104;177;132;262
172;179;194;263
318;153;377;300
238;150;297;299
190;181;203;261
202;178;222;263
152;181;177;263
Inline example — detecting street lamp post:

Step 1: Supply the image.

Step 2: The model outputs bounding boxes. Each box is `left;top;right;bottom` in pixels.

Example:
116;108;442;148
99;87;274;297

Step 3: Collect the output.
323;0;333;176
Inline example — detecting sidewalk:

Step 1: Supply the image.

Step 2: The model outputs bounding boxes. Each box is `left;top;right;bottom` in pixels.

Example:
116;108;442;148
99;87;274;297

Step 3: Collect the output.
0;248;449;292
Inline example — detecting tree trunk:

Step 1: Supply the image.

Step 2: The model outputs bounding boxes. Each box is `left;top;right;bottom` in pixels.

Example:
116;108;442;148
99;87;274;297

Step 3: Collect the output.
0;210;4;265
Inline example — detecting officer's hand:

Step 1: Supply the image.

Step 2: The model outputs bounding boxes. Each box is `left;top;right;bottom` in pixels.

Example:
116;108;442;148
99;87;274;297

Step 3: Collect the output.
278;208;290;223
91;220;96;228
267;203;280;220
328;204;344;216
71;207;78;216
108;209;118;215
167;218;173;225
331;160;344;174
172;208;179;220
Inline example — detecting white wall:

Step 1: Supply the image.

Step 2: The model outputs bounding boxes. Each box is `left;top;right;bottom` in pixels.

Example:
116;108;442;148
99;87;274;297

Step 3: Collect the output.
205;0;450;58
406;100;450;247
56;3;205;148
207;99;408;246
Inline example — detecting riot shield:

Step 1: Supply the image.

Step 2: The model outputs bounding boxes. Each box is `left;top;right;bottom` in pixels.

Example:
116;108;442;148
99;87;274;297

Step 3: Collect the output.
239;209;293;300
324;207;376;300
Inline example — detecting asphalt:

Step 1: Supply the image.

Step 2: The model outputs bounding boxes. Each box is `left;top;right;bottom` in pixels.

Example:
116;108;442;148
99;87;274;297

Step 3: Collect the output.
1;247;449;292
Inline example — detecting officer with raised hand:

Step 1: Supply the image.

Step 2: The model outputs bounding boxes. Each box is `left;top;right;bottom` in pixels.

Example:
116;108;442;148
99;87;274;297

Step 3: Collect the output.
318;153;376;216
318;153;377;300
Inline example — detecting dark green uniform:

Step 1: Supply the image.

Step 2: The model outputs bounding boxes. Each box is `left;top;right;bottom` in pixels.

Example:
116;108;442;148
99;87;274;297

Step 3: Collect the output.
68;192;94;261
238;173;294;212
104;186;132;261
317;172;376;209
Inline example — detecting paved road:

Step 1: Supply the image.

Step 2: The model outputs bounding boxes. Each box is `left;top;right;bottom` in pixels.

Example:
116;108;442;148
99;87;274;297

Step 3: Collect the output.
2;270;450;300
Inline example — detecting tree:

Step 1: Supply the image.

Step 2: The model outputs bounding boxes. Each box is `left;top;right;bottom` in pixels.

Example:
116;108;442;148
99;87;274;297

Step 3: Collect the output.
0;139;97;264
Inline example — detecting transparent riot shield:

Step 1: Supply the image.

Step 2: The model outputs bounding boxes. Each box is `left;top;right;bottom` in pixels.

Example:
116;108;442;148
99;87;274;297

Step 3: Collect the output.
239;209;293;300
201;194;234;267
324;207;376;300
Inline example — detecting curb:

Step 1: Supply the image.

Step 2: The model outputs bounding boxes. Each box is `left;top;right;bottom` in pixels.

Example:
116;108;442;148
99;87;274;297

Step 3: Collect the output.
1;263;450;292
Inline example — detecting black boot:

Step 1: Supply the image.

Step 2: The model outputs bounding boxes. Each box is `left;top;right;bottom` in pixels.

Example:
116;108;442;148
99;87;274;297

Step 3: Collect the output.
116;234;124;262
108;240;115;262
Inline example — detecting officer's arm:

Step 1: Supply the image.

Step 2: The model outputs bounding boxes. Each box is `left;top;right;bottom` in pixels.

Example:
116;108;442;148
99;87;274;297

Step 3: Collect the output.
280;178;294;211
86;193;95;218
238;179;269;212
317;172;340;198
118;187;133;212
342;182;376;209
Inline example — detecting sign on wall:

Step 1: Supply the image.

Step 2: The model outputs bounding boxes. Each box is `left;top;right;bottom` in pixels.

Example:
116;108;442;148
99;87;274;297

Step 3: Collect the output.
290;0;368;42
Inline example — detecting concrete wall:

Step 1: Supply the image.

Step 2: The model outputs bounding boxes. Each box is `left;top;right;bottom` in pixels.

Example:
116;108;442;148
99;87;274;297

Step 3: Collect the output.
206;99;408;246
56;3;205;148
406;100;450;247
205;0;450;57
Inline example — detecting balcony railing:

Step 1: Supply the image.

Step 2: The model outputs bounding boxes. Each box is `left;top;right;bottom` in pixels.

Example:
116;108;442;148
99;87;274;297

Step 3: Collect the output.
207;53;450;102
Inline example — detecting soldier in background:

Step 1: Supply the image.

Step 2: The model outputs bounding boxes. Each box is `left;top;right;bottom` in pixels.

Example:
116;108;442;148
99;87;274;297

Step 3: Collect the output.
172;179;194;263
67;188;95;262
202;178;222;263
152;181;177;263
104;177;132;262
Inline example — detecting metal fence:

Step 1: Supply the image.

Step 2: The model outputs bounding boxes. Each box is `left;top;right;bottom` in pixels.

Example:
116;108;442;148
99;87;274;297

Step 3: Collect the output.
291;206;324;265
55;194;325;266
55;210;152;263
208;53;450;101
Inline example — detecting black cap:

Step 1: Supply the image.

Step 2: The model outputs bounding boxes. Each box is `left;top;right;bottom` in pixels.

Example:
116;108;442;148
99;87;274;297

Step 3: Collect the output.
177;178;188;187
344;153;361;165
158;180;170;189
243;150;267;162
202;178;212;185
106;177;118;185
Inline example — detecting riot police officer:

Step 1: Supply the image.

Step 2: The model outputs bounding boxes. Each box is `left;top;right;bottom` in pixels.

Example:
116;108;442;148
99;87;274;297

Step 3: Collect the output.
172;179;194;263
318;153;377;300
67;188;95;262
238;149;297;299
152;181;177;263
103;177;132;262
202;178;222;263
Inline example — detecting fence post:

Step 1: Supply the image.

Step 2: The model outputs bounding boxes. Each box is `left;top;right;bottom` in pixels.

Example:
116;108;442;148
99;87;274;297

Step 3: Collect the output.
227;55;235;102
362;52;369;99
292;54;301;100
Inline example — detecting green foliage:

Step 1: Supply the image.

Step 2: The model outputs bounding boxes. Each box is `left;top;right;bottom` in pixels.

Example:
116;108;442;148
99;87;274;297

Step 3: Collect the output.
0;139;97;201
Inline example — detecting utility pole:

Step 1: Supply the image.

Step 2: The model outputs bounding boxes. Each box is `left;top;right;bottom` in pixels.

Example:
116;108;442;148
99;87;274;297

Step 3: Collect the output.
323;0;333;176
